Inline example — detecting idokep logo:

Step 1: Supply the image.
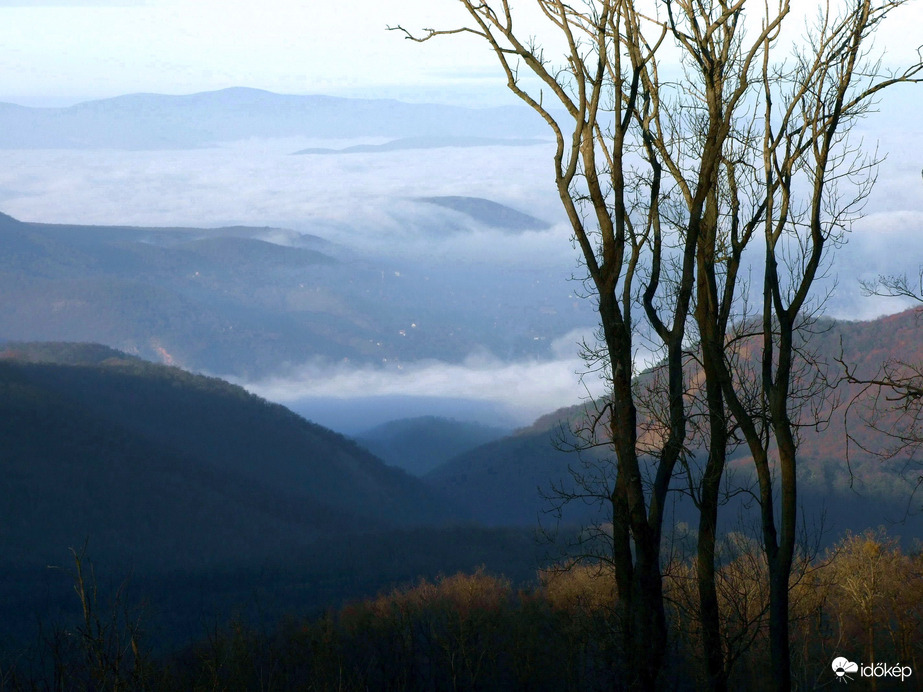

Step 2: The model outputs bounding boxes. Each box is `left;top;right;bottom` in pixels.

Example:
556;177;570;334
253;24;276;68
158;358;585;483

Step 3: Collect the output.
832;656;913;683
832;658;859;682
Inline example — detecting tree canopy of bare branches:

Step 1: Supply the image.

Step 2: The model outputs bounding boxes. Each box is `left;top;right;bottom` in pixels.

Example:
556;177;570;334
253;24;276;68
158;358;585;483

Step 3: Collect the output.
392;1;922;689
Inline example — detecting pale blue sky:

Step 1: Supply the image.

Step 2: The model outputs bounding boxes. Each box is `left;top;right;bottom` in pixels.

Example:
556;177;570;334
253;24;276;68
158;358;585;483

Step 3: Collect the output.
1;0;920;107
0;0;504;105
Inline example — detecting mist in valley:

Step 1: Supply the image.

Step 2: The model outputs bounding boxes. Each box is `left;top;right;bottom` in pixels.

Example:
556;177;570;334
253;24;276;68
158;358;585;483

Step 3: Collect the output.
0;109;609;431
1;98;920;432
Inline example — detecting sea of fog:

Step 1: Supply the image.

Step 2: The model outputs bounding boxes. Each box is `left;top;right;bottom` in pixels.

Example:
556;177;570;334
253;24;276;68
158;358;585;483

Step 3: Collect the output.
1;128;920;432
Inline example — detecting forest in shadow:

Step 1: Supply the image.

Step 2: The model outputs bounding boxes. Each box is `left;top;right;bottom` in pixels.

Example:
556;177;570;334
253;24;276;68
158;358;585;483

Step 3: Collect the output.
2;528;919;691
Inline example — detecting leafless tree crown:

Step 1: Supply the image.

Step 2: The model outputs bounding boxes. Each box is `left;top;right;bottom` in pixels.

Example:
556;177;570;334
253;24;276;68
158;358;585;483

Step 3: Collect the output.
392;2;922;689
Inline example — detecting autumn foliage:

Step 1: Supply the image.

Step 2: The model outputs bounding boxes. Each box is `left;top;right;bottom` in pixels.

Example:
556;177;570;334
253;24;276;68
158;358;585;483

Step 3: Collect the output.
8;528;919;690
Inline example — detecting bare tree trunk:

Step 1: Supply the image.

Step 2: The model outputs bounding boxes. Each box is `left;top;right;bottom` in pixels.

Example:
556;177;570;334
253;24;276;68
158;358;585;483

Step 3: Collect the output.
697;382;729;690
605;306;675;689
767;562;792;691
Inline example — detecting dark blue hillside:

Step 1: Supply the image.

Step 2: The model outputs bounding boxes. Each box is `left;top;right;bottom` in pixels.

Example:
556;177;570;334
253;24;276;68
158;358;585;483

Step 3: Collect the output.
0;343;547;659
0;343;459;572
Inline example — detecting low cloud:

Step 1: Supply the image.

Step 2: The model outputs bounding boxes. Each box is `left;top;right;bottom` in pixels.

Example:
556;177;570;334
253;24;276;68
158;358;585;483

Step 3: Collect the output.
240;329;675;429
243;349;608;426
0;139;568;264
1;130;919;330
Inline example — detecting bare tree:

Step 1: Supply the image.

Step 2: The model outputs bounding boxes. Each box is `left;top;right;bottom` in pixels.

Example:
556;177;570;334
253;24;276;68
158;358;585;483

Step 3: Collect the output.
392;1;922;689
691;3;923;688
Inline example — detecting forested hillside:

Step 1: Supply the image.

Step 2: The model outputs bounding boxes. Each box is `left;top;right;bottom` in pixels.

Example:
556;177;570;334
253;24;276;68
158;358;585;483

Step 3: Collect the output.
0;341;460;570
0;342;552;663
0;209;588;377
427;309;923;540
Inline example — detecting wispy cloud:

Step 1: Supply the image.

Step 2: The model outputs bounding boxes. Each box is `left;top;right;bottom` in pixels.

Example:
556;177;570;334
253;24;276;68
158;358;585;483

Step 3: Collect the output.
242;348;607;426
238;325;671;428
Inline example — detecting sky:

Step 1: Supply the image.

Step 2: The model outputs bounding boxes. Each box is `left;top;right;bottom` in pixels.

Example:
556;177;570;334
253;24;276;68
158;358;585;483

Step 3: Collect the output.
0;0;511;106
1;0;921;107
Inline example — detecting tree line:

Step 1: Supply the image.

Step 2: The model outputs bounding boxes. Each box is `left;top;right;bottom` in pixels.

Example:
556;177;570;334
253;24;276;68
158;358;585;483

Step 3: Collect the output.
5;528;919;690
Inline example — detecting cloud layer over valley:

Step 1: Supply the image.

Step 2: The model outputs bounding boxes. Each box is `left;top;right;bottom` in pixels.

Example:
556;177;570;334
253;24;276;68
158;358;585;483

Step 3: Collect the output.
244;328;609;431
1;92;920;429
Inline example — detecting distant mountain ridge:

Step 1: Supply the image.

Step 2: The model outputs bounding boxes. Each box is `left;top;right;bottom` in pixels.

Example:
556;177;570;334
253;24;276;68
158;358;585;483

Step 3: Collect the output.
0;87;548;149
0;211;349;375
356;416;511;476
0;210;589;376
415;196;552;233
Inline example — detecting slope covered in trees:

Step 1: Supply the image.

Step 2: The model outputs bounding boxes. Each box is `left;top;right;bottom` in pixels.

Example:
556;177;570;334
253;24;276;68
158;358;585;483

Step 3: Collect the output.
0;209;591;377
0;343;561;661
8;529;918;690
0;342;459;572
427;309;923;539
